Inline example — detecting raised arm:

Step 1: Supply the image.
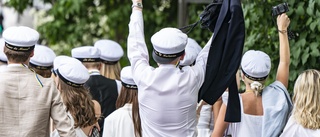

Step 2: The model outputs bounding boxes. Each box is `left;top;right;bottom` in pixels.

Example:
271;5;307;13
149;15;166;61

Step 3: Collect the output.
127;0;150;81
276;13;290;88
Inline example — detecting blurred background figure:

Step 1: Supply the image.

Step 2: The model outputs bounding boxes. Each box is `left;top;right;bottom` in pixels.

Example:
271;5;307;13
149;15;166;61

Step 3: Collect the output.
72;46;119;136
0;38;7;69
51;56;100;137
29;44;56;78
94;39;123;94
280;69;320;137
179;38;202;67
103;66;141;137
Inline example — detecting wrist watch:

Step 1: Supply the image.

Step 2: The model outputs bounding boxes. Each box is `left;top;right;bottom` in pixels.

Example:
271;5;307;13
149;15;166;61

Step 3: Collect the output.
132;2;143;9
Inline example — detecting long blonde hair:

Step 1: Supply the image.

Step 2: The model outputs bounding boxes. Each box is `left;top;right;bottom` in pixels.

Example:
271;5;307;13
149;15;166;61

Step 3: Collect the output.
292;69;320;129
100;62;121;80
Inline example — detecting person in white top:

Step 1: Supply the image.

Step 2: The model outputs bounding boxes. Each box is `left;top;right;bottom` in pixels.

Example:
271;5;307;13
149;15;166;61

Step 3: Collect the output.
211;13;292;137
51;56;101;137
128;0;212;136
103;66;141;137
280;69;320;137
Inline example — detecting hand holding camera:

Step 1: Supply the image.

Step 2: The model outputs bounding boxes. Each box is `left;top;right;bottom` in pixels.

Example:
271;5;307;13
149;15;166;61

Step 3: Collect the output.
277;13;290;32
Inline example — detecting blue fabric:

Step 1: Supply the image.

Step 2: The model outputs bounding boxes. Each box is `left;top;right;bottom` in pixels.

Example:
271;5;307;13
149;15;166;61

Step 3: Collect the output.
262;81;293;137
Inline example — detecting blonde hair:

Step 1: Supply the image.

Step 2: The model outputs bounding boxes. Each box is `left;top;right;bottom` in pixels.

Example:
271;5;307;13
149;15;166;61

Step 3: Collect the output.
100;62;121;80
242;72;266;96
292;69;320;129
82;62;101;69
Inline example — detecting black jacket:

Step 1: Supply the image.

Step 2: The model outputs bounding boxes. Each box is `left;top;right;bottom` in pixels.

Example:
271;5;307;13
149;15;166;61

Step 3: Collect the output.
199;0;244;122
85;75;118;136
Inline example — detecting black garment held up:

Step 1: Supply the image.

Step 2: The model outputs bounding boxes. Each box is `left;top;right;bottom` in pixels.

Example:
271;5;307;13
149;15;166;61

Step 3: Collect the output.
199;0;245;122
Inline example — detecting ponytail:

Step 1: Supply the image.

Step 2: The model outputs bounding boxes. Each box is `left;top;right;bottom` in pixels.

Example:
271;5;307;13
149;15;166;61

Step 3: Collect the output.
250;81;264;96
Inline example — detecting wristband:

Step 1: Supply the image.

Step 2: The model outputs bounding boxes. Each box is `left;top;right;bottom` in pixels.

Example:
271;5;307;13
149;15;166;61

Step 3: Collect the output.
132;2;143;9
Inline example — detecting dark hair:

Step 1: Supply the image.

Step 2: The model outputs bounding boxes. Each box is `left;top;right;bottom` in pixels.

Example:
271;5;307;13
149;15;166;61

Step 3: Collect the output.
4;46;33;63
58;78;97;128
116;87;141;137
29;67;52;78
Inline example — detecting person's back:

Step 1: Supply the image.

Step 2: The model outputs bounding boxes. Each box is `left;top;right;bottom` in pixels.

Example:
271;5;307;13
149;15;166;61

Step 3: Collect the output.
128;1;212;136
71;46;119;135
137;65;202;136
227;93;263;137
103;66;141;137
0;26;75;137
280;69;320;137
0;67;64;136
211;13;292;137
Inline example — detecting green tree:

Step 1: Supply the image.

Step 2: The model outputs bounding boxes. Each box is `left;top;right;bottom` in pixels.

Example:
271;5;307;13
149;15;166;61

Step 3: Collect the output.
6;0;320;92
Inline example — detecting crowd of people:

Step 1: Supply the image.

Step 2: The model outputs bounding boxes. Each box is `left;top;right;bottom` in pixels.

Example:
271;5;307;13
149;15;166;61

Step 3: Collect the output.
0;0;319;137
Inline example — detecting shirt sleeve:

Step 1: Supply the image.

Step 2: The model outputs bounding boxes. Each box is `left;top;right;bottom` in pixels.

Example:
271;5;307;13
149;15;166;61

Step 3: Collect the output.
127;10;151;83
191;35;213;88
50;82;76;137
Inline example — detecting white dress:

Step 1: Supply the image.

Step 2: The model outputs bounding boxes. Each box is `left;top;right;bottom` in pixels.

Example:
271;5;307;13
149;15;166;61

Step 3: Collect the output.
102;104;135;137
197;104;213;137
280;116;320;137
225;96;263;137
51;112;87;137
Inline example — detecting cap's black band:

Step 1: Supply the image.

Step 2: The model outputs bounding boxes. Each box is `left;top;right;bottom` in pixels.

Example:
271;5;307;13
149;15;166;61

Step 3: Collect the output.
5;42;35;52
0;60;7;64
241;68;268;81
29;62;52;70
121;82;138;89
76;58;101;62
153;49;185;58
101;60;118;65
56;69;84;88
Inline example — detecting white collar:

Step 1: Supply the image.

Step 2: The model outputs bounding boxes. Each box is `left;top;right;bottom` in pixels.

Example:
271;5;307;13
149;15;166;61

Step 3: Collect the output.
88;69;100;75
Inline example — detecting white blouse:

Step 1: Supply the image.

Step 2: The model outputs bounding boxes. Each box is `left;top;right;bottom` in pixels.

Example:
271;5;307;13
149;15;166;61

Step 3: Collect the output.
280;116;320;137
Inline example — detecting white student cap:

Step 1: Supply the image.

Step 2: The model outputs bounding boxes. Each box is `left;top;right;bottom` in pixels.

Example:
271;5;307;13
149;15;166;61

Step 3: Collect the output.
71;46;101;62
179;38;202;66
30;45;56;70
151;28;188;63
2;26;39;52
120;66;137;89
241;50;271;81
94;40;124;64
53;56;89;87
0;38;8;63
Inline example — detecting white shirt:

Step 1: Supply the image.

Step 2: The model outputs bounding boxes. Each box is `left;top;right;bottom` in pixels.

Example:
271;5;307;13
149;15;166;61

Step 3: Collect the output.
51;112;87;137
102;104;135;137
197;104;213;137
280;116;320;137
128;10;211;137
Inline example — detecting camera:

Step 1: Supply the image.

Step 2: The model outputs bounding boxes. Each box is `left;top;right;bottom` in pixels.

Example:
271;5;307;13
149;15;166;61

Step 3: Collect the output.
272;2;289;16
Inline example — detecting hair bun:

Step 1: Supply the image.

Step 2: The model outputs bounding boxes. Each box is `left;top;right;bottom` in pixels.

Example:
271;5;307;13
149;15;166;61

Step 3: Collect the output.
250;81;264;95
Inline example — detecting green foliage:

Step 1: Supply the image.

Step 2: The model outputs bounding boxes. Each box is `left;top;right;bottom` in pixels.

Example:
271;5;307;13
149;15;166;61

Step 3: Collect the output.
242;0;320;92
6;0;320;92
